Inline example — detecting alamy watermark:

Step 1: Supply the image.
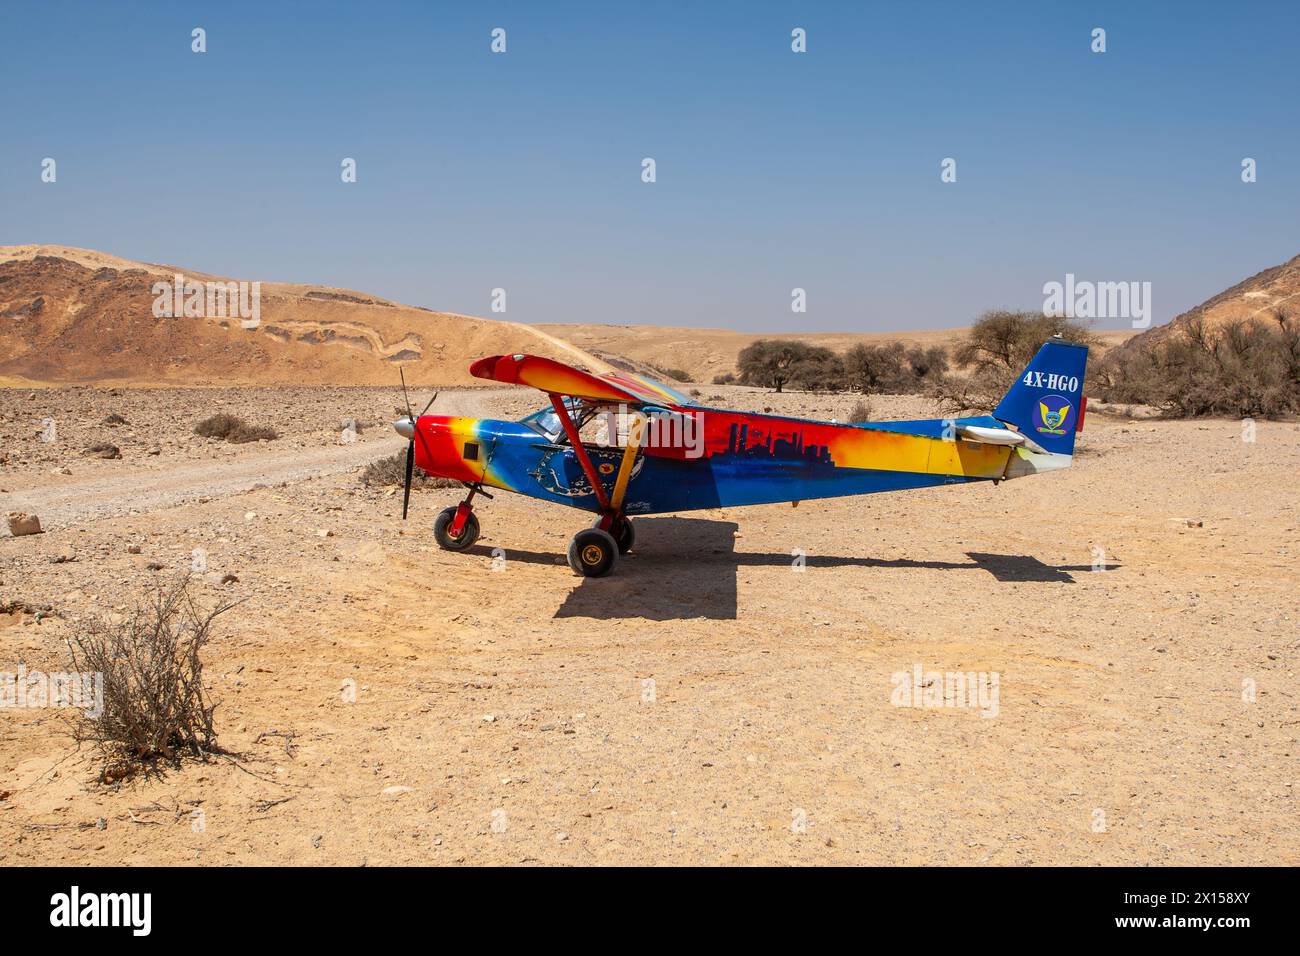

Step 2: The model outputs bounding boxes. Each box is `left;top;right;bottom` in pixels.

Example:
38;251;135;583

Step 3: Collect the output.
588;405;705;459
890;664;999;718
1043;273;1152;329
151;273;261;329
1;665;103;717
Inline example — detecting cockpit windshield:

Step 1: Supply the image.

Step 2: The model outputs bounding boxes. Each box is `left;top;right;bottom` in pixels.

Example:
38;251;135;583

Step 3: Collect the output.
521;397;589;444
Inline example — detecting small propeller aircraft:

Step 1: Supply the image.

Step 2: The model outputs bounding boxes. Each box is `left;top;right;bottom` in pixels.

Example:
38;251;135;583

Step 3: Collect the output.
393;338;1088;577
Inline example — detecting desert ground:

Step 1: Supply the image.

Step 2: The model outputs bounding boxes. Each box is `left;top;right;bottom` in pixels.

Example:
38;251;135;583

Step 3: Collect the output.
1;383;1296;865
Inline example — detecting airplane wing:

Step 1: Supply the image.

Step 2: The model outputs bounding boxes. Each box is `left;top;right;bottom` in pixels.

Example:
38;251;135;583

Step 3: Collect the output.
469;353;696;407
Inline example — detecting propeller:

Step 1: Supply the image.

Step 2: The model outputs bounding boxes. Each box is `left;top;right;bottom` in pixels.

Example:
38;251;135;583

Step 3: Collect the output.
396;367;437;521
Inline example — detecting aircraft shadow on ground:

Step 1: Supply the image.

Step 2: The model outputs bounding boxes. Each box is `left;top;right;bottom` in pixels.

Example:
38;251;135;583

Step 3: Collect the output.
466;517;1110;621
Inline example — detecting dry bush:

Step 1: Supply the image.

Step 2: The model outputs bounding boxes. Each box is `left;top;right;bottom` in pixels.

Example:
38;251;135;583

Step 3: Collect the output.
66;575;231;778
655;366;692;383
738;340;843;391
844;342;948;394
360;452;460;488
930;311;1097;413
194;413;279;443
847;398;874;423
1095;312;1300;418
712;372;736;385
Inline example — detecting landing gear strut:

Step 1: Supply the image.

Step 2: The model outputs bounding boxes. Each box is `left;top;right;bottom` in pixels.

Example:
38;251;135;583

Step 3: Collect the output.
434;483;486;551
592;514;635;554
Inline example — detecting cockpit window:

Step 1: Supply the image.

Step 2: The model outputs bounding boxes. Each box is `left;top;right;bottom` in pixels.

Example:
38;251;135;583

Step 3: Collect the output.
521;406;563;442
520;399;599;445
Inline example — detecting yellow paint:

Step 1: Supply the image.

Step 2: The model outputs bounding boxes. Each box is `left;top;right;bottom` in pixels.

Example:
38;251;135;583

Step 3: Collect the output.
610;411;645;509
832;429;1009;478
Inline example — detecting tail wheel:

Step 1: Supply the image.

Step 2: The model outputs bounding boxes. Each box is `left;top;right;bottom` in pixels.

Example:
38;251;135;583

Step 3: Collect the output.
568;527;618;577
434;506;480;551
592;516;635;554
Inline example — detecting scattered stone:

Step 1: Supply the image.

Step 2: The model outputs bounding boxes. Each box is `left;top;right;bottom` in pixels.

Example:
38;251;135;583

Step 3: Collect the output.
381;785;413;796
127;543;142;554
102;413;128;426
50;546;77;564
146;561;165;571
7;513;43;536
146;445;161;456
83;443;121;459
555;831;569;843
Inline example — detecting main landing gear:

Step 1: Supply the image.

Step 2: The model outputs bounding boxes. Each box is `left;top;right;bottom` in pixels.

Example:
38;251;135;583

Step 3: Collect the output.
567;513;635;577
431;484;633;578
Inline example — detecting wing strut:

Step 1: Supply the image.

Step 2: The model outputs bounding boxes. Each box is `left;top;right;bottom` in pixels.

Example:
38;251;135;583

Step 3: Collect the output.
609;410;644;511
549;394;611;511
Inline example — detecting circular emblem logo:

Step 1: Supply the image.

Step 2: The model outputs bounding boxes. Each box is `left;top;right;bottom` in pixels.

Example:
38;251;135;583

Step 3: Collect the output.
1035;395;1073;435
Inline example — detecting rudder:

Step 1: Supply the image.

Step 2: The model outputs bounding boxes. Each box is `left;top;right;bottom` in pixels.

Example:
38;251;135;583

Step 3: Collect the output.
992;338;1088;457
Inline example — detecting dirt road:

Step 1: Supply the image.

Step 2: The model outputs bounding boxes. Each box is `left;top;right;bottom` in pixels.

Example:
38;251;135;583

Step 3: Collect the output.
1;438;403;531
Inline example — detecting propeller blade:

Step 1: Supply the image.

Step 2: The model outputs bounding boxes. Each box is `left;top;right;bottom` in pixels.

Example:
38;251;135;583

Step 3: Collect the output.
418;390;439;417
399;367;414;421
401;439;415;520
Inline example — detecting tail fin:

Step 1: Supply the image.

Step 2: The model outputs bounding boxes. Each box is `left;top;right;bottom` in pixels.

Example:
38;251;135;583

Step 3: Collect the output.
993;338;1088;458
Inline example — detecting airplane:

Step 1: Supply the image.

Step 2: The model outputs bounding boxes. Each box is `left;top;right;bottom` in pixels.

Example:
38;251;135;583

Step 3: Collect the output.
393;337;1088;577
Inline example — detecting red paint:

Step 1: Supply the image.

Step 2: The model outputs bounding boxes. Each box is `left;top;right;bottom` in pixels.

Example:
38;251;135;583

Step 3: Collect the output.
449;501;473;536
549;393;611;510
1076;395;1088;433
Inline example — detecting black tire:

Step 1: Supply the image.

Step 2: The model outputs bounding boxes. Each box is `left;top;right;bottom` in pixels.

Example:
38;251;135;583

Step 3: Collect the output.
433;506;480;551
592;515;635;554
567;527;618;577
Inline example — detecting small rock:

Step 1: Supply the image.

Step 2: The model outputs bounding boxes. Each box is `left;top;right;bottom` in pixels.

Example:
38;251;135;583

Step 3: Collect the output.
83;443;121;459
146;561;165;571
555;831;569;843
146;445;161;456
381;785;413;796
127;544;142;554
7;513;43;536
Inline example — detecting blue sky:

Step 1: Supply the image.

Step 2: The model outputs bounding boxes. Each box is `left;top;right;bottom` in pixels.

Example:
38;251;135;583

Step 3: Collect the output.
2;1;1296;331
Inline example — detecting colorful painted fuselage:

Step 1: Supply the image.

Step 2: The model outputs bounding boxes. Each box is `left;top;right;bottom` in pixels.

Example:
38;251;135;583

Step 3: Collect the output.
411;407;1028;515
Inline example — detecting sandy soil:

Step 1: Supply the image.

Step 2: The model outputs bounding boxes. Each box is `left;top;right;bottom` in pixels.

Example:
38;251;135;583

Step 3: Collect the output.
1;385;1296;866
